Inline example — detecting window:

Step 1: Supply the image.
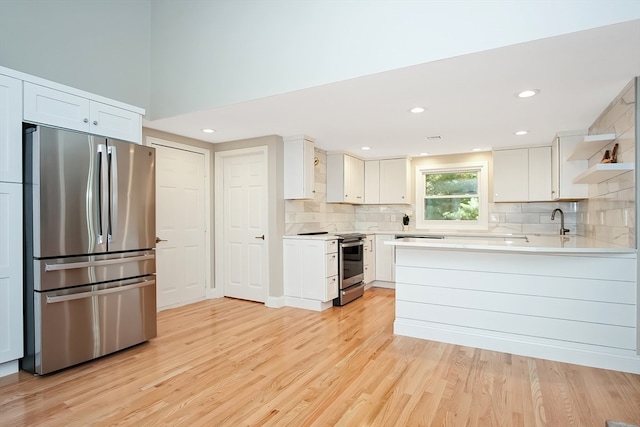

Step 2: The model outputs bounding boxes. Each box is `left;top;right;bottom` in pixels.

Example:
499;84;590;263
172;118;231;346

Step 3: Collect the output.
415;162;488;230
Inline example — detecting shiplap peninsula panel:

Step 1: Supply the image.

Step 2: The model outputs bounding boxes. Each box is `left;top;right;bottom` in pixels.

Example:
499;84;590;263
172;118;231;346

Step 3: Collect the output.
393;247;639;374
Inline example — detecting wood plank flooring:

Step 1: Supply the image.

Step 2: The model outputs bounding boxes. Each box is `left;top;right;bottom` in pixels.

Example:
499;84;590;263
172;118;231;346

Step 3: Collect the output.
1;288;639;426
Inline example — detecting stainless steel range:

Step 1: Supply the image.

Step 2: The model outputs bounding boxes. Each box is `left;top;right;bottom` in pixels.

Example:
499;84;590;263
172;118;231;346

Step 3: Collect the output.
333;233;366;306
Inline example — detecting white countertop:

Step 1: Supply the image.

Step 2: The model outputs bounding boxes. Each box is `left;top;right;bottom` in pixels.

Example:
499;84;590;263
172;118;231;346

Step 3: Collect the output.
386;235;636;254
283;234;338;241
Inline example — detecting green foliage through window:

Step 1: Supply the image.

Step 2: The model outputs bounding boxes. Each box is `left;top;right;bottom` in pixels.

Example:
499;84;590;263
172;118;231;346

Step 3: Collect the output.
423;171;479;221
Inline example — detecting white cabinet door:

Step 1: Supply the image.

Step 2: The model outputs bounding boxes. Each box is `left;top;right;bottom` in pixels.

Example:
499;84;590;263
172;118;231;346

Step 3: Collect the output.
380;158;411;204
364;160;380;204
284;137;315;199
283;239;302;297
493;149;528;202
301;240;326;300
528;146;552;201
552;135;588;200
327;153;364;204
345;154;364;203
23;82;142;144
284;238;338;302
363;234;376;284
0;182;23;364
375;234;395;282
23;82;91;133
90;101;141;143
0;75;22;183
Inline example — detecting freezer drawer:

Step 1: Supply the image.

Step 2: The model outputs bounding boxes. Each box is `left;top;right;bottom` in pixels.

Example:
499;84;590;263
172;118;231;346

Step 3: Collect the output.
23;277;156;375
33;251;155;292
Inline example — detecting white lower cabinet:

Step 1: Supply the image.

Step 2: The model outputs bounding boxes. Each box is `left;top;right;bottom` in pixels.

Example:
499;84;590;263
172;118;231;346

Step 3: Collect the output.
0;182;23;374
375;234;395;283
283;238;338;311
363;234;375;284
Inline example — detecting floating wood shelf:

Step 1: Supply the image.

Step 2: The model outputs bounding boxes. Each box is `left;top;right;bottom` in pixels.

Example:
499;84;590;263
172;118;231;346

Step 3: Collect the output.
567;133;616;161
572;162;634;184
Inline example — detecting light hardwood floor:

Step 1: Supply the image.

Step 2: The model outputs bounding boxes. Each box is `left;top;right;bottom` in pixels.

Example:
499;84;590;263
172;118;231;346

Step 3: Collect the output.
1;288;639;426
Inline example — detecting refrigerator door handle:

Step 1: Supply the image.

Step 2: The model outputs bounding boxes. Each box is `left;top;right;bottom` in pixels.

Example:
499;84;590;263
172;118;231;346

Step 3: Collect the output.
107;144;118;244
45;280;156;304
97;144;107;244
44;253;156;272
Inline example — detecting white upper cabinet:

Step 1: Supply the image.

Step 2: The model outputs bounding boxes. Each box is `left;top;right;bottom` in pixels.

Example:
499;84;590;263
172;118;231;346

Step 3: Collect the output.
493;147;552;202
527;146;552;201
284;135;315;199
380;158;412;204
551;133;588;200
364;158;411;204
493;148;529;202
0;74;22;183
327;153;364;204
23;82;142;143
364;160;380;204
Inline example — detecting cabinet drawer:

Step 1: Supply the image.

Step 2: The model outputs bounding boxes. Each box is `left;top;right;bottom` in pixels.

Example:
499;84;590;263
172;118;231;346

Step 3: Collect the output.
326;252;338;277
325;239;338;253
326;275;339;301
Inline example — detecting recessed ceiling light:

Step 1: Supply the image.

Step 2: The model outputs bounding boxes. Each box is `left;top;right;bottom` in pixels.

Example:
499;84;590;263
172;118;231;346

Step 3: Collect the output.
410;107;425;113
516;89;540;98
472;148;482;152
420;152;429;156
515;130;528;136
201;128;215;133
361;146;371;151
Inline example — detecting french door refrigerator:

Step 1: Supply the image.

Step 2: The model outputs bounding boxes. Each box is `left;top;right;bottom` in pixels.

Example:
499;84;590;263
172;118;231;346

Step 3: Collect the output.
23;124;157;375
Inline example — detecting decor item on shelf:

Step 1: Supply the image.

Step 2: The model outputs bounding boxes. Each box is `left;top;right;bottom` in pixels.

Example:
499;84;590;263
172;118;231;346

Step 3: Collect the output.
402;213;411;231
610;143;619;163
601;143;619;164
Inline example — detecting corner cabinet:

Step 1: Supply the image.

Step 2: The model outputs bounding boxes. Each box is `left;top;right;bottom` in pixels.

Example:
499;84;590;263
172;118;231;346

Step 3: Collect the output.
326;153;364;203
23;82;142;143
493;146;551;202
284;135;315;199
283;238;339;311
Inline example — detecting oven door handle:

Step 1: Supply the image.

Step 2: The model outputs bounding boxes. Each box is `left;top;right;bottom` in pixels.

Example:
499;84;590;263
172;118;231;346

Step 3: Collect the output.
340;241;364;248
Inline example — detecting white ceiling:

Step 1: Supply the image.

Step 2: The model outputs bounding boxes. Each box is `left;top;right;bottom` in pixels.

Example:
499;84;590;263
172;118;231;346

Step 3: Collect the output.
144;20;640;159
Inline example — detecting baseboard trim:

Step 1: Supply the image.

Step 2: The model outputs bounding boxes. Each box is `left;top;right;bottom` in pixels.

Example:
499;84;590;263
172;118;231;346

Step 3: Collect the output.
266;295;285;308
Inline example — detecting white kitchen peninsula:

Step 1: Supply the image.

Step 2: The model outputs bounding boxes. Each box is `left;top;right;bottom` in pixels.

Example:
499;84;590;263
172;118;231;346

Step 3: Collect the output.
387;236;639;374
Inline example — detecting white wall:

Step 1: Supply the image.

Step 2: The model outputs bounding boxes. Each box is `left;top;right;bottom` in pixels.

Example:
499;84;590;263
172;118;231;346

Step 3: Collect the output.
1;1;637;122
149;0;640;120
0;0;151;111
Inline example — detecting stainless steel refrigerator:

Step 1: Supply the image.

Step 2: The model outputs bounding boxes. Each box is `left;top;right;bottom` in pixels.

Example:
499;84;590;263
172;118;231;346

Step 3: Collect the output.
23;124;157;375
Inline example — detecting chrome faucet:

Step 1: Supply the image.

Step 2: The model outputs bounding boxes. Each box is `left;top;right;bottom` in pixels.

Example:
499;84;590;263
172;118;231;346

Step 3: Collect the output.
551;208;569;235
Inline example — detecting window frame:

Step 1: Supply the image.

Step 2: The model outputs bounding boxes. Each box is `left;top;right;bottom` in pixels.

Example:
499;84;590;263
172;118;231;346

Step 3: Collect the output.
415;161;489;231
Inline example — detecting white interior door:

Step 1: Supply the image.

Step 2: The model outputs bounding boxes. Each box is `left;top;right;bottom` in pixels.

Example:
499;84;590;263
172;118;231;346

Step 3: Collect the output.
219;148;268;302
154;143;206;310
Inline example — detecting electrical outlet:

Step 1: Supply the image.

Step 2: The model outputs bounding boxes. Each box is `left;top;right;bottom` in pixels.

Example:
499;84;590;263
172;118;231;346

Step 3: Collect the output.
391;214;397;222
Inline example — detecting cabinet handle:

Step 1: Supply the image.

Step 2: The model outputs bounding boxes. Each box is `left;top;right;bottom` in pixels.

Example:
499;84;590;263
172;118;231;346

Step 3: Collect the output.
83;118;89;123
255;235;265;240
93;120;98;126
357;196;362;199
401;196;404;199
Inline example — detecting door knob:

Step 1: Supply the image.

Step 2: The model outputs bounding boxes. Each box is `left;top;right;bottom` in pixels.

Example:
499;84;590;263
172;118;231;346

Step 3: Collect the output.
255;235;265;240
155;237;167;243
